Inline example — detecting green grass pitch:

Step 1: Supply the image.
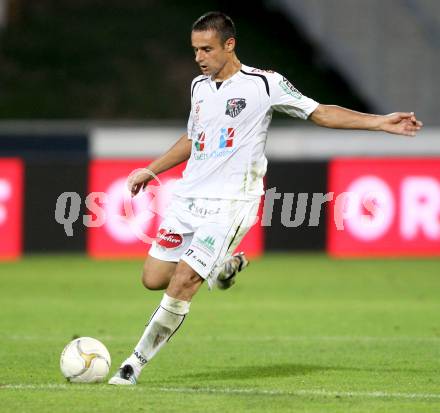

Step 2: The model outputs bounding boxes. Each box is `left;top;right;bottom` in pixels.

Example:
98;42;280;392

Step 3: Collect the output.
0;253;439;412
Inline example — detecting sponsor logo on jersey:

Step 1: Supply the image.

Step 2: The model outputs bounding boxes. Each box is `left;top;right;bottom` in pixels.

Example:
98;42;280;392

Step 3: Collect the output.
279;77;302;99
194;131;205;151
194;235;216;254
194;148;235;161
225;98;246;118
156;229;183;249
219;127;234;148
193;128;235;160
188;201;220;217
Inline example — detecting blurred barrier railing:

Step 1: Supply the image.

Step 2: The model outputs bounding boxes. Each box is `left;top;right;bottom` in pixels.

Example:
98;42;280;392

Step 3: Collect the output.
2;121;439;160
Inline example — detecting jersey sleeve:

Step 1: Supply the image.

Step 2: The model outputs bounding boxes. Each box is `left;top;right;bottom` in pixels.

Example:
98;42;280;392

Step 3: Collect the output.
269;72;319;119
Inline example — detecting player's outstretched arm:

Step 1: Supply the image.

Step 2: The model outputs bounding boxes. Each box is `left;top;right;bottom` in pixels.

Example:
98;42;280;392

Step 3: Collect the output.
309;104;423;137
128;134;192;197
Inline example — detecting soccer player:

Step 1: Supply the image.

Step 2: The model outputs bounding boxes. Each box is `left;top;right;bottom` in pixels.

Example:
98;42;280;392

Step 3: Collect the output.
109;11;423;385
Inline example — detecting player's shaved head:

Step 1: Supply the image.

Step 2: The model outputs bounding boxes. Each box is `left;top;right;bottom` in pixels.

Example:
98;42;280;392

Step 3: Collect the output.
192;11;236;44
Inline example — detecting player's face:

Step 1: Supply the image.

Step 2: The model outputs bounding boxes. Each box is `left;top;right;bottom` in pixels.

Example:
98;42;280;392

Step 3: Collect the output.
191;30;233;76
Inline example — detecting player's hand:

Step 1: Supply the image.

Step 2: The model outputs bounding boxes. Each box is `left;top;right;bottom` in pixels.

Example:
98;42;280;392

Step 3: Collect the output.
127;168;154;197
380;112;423;137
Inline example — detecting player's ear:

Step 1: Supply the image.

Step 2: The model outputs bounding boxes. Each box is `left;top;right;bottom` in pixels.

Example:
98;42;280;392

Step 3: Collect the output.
224;37;235;52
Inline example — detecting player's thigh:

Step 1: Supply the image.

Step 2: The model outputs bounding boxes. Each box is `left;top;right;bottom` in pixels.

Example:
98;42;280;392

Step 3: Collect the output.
181;199;259;288
146;230;194;290
142;256;177;290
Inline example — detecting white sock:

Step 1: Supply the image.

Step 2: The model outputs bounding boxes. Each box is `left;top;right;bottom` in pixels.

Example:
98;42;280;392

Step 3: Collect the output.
122;293;191;377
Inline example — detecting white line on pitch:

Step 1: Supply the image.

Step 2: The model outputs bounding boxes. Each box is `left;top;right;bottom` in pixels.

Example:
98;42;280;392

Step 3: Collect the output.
157;386;440;400
2;384;440;400
0;384;134;391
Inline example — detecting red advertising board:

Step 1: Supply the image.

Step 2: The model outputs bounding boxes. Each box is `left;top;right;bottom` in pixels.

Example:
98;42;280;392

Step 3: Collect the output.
0;158;23;260
327;158;440;257
87;160;264;259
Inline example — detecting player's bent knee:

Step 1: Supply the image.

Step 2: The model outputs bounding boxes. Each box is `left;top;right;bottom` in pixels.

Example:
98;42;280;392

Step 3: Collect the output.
141;272;158;290
141;268;167;290
141;257;176;291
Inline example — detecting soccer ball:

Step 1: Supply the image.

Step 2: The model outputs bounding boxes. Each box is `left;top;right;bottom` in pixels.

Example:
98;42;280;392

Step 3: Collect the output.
60;337;111;383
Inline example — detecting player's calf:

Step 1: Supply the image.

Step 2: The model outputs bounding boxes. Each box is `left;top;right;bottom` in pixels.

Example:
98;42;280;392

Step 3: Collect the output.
108;292;191;386
109;262;201;386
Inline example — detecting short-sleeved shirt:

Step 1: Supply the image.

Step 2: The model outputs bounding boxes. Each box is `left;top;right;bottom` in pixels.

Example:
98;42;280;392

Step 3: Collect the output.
173;64;319;200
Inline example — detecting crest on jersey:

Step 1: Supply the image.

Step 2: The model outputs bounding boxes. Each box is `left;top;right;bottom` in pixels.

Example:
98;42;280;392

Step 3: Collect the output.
225;98;246;118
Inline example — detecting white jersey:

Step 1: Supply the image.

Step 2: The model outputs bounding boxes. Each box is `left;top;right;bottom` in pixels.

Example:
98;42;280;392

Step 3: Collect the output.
173;64;319;200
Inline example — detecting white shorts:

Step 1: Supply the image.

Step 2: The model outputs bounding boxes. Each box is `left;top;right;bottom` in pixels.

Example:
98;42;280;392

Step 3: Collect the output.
149;195;260;288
